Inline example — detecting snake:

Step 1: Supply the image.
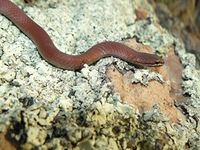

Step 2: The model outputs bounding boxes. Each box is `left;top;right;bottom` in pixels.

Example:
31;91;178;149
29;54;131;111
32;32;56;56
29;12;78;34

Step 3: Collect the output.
0;0;164;70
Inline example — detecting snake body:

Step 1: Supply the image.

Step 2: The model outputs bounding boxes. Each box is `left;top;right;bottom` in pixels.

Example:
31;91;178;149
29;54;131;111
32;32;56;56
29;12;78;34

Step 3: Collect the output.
0;0;164;70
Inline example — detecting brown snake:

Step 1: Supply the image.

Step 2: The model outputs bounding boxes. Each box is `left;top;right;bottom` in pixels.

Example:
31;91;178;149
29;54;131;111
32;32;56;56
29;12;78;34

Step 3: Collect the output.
0;0;164;70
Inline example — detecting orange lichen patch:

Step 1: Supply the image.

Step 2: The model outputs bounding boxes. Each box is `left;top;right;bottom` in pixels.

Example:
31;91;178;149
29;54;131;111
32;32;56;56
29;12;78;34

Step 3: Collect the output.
0;133;16;150
106;40;185;122
135;8;149;20
164;49;186;102
107;66;184;122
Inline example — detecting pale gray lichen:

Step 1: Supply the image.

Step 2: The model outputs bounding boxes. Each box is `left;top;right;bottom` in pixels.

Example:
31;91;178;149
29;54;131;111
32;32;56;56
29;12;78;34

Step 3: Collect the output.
130;69;164;85
0;0;200;149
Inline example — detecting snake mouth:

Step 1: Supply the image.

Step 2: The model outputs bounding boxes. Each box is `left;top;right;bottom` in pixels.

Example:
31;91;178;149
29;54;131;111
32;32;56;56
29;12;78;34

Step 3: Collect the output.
148;58;165;66
145;61;164;67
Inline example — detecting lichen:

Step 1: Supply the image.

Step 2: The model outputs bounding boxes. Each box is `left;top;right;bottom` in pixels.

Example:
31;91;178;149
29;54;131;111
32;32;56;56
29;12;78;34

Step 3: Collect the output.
0;0;200;149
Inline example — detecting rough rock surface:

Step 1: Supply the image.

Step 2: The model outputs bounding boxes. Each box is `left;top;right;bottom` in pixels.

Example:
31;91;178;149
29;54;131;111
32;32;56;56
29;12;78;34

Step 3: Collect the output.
0;0;200;149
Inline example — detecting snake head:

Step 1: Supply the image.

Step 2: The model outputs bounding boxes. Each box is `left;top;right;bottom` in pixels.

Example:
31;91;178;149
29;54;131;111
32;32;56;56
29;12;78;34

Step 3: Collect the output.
134;52;164;67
